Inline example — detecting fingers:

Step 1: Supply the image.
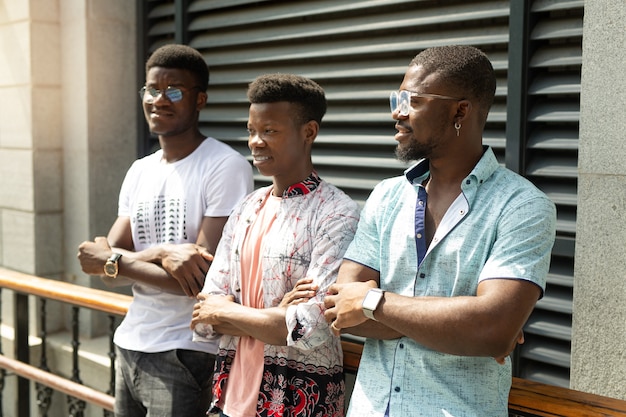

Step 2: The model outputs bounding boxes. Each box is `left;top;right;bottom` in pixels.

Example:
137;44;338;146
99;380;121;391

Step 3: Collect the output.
187;264;207;296
168;258;208;297
196;246;214;262
326;283;339;296
323;292;336;309
494;330;525;365
292;278;317;294
330;320;341;336
280;290;310;307
76;238;112;275
293;288;316;299
178;279;194;298
279;278;319;307
323;302;337;329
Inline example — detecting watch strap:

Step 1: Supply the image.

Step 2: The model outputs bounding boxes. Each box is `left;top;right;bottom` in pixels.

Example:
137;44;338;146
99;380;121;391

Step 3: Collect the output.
363;305;377;321
108;253;122;263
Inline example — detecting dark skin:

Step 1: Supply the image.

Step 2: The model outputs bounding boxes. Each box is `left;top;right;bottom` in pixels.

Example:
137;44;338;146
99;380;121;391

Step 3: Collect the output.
77;67;225;297
324;64;534;362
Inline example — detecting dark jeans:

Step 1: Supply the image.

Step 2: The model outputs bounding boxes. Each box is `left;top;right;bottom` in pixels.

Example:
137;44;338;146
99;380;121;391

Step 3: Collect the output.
114;346;215;417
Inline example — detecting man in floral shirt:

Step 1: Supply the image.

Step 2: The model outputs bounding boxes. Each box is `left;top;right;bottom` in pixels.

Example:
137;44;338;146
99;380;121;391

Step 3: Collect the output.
191;73;359;417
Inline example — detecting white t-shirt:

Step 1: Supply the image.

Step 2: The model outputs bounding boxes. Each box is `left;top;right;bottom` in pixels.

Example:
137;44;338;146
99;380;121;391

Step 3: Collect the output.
114;137;253;353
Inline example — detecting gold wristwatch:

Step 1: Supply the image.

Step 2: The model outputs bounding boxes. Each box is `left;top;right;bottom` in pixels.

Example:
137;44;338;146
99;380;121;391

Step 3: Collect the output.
103;253;122;279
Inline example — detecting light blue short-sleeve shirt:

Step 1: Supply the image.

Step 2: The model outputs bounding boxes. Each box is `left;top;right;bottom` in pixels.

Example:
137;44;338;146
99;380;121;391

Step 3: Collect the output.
345;147;556;417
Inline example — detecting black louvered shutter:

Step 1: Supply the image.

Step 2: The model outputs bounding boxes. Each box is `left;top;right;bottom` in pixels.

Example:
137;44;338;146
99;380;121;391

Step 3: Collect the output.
507;0;582;388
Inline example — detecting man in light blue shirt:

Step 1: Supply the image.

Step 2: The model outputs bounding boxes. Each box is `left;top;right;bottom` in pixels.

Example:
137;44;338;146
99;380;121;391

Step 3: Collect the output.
324;45;556;417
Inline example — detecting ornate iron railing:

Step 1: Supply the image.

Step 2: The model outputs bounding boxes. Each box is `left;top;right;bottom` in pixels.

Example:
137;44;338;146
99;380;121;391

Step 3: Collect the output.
0;267;128;416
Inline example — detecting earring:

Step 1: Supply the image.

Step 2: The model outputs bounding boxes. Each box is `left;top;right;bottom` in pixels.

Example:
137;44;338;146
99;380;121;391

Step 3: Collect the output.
454;122;461;137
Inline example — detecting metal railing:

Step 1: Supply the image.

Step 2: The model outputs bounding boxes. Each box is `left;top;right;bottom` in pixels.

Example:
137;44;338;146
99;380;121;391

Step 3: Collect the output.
0;267;129;416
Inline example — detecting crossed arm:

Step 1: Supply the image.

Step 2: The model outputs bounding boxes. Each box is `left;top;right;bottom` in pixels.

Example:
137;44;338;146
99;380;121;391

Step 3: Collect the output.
190;278;318;346
323;260;536;361
77;215;227;297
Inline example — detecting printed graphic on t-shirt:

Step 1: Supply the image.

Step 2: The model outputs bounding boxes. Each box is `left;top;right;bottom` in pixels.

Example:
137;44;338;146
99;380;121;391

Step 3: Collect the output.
135;196;188;244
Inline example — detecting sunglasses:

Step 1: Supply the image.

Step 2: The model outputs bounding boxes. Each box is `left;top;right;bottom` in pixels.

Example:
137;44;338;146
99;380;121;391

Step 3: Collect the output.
389;90;462;116
139;86;201;104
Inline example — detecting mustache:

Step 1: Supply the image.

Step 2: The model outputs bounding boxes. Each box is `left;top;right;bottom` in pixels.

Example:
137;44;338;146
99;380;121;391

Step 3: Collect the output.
395;123;412;132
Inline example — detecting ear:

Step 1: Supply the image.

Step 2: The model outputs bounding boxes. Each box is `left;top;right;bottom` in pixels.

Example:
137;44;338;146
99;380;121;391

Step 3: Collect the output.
196;91;208;112
454;99;472;124
302;120;319;145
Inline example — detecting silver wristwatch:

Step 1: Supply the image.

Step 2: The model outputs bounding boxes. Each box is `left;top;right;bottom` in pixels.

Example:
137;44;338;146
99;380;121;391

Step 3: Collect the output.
362;288;385;321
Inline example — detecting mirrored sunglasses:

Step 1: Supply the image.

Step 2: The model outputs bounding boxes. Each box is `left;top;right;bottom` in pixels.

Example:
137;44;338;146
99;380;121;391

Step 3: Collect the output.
139;86;189;104
389;90;461;116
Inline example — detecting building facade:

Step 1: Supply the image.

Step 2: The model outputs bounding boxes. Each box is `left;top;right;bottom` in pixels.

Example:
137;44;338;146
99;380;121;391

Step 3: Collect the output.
0;0;625;400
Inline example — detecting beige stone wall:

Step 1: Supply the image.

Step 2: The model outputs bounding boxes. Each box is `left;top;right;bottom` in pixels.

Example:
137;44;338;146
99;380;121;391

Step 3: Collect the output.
59;1;138;291
0;1;63;275
0;0;136;281
0;2;136;414
572;0;626;399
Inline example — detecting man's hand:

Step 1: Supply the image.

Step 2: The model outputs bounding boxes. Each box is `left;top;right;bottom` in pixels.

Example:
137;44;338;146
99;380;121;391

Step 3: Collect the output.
190;293;235;329
77;237;113;275
324;280;378;335
494;330;525;364
279;278;318;307
160;243;213;297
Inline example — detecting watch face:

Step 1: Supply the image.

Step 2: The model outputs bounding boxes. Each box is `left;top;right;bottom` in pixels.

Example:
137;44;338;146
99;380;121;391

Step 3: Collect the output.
104;262;117;277
363;289;382;310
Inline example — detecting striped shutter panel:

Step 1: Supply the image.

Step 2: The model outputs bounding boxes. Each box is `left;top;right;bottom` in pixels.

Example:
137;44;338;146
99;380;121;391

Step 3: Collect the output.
139;0;582;388
508;0;583;388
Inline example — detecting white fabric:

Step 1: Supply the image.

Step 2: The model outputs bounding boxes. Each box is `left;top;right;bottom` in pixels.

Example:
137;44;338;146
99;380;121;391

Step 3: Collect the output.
114;137;253;353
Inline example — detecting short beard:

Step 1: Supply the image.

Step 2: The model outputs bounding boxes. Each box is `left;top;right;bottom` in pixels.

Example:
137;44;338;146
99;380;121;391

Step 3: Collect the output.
395;139;432;163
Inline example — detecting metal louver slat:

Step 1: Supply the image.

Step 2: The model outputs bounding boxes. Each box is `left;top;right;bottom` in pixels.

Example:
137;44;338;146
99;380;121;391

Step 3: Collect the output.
525;312;572;341
145;2;175;38
522;337;571;386
184;0;512;204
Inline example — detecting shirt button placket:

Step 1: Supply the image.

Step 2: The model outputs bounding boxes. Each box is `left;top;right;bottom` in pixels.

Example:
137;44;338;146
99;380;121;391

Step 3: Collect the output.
389;339;407;414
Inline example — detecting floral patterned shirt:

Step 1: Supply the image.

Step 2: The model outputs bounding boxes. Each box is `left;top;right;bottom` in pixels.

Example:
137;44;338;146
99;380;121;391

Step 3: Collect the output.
202;172;360;417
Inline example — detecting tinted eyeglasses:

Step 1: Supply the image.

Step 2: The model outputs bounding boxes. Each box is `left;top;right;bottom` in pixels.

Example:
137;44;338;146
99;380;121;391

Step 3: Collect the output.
139;86;201;104
389;90;462;116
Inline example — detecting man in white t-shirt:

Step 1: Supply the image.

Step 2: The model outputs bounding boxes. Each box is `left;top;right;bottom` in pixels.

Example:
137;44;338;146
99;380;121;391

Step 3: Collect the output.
77;44;253;417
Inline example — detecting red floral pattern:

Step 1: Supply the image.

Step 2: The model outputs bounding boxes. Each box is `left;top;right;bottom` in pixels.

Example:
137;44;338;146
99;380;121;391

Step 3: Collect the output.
211;349;345;417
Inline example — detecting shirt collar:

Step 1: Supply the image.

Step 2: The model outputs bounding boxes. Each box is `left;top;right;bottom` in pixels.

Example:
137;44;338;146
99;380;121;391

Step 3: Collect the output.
404;146;498;190
282;171;322;198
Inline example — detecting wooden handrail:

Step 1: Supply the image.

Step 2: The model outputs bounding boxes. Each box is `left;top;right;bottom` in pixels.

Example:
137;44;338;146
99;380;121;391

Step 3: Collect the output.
344;347;626;416
341;339;364;373
509;377;626;417
2;266;626;416
0;267;131;316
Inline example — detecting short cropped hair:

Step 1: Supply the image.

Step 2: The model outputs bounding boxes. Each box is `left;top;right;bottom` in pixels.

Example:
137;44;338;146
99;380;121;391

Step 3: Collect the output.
145;44;209;91
247;74;327;126
411;45;496;123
